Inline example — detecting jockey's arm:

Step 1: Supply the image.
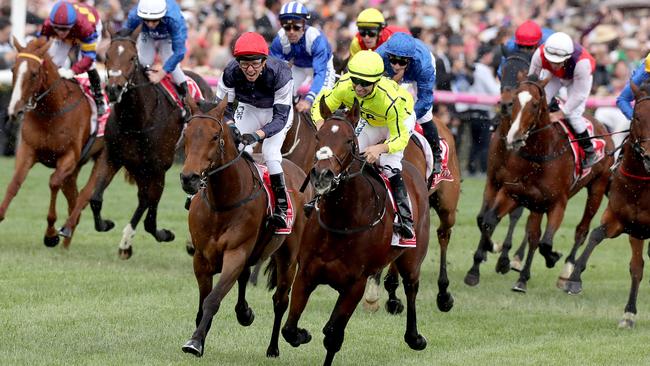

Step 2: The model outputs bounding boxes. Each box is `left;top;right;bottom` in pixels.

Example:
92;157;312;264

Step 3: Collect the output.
263;81;293;138
562;61;593;121
527;48;543;78
306;36;331;103
163;17;187;74
414;55;436;120
125;7;142;31
72;31;99;74
215;73;237;122
269;36;285;61
617;64;649;120
311;81;346;129
384;105;410;154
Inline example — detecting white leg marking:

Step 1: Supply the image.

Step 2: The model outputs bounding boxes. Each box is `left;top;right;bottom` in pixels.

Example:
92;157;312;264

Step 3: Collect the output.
119;223;136;250
8;62;27;116
506;91;532;145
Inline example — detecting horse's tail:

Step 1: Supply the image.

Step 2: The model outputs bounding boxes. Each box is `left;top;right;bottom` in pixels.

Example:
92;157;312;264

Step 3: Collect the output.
264;257;278;291
124;170;136;185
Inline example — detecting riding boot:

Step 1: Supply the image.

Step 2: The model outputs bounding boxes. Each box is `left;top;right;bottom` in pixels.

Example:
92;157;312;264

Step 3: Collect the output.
576;130;598;168
270;173;289;228
421;120;443;175
176;81;191;121
87;68;107;116
388;172;415;239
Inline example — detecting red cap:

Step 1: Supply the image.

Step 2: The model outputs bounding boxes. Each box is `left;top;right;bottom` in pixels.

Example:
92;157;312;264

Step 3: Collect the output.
515;20;542;46
233;32;269;57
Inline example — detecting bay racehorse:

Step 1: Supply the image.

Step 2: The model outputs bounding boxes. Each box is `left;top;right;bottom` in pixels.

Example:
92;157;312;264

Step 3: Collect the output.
0;37;103;247
178;97;309;358
58;27;213;258
466;74;612;293
564;81;650;328
281;101;432;366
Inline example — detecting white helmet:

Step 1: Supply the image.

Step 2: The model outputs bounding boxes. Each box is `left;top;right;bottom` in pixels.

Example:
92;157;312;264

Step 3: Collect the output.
543;32;574;63
137;0;167;20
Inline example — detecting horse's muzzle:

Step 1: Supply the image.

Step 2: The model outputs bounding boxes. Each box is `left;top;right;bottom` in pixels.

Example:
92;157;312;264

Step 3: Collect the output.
180;172;201;195
311;169;335;196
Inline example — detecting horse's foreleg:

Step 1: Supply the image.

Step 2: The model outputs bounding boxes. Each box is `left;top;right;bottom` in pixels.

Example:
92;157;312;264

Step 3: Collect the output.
537;201;567;269
60;173;80;248
565;211;623;294
140;174;174;243
619;237;644;329
235;266;255;327
435;207;455;312
399;271;427;351
511;232;529;272
497;206;524;274
182;247;247;357
191;252;214;328
512;212;543;293
0;144;35;222
282;265;317;348
266;246;297;358
322;280;366;366
559;178;608;288
383;265;403;314
361;270;382;313
44;151;77;247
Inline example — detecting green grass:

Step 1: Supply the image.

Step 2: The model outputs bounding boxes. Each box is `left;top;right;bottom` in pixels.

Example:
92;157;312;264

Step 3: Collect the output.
1;156;649;365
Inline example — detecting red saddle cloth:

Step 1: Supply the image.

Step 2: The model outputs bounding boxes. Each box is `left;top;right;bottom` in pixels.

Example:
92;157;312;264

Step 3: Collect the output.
75;76;110;137
159;75;204;108
557;119;606;181
379;173;417;248
430;138;454;190
254;163;295;235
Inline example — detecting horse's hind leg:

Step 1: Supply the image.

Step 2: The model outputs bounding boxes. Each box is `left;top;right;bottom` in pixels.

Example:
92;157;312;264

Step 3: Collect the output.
266;245;298;358
0;144;35;223
322;281;366;366
282;265;317;348
44;152;77;247
619;237;644;328
60;172;80;248
512;212;543;293
235;266;255;327
496;206;524;274
537;201;567;269
434;203;455;312
384;265;403;314
395;256;427;351
510;232;528;272
140;174;175;242
558;178;608;289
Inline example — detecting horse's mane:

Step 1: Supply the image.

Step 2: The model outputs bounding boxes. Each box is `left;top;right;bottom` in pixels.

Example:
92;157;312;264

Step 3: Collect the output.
114;28;133;39
501;51;531;91
639;78;650;96
527;74;540;83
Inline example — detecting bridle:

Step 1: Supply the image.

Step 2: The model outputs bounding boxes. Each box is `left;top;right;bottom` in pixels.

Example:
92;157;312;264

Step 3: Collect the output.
631;96;650;159
106;37;152;103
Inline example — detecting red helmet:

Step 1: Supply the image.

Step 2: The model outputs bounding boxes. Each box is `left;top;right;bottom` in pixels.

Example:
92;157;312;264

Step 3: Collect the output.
233;32;269;58
515;20;542;46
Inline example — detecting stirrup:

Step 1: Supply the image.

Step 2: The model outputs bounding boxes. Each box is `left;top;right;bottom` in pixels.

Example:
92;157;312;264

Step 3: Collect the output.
394;221;415;239
270;212;288;228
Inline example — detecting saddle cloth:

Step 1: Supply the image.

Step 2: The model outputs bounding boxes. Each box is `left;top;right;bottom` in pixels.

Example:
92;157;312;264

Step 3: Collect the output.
411;125;454;190
159;75;204;108
378;173;417;248
253;163;295;235
75;76;110;137
558;119;606;181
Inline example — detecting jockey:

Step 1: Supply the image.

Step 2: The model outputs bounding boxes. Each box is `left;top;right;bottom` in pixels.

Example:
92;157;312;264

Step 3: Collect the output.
270;1;335;113
216;32;294;228
41;1;107;116
312;50;416;239
125;0;190;116
529;31;598;168
497;20;553;79
376;32;442;175
349;8;410;57
617;53;650;121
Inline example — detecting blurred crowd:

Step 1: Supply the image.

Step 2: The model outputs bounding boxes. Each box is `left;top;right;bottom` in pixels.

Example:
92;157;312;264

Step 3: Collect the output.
1;0;649;172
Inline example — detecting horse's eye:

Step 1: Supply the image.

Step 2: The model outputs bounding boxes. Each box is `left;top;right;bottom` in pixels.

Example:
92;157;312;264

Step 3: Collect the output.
212;133;220;141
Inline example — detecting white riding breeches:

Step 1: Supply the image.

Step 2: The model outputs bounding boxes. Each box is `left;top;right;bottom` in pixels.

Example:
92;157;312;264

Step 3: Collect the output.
544;75;593;134
291;56;336;97
136;33;186;85
48;20;103;71
234;103;293;175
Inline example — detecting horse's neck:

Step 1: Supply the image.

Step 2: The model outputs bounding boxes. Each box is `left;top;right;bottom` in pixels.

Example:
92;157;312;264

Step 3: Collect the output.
37;64;76;112
522;111;561;154
205;153;257;207
115;69;160;123
321;164;382;217
621;140;647;174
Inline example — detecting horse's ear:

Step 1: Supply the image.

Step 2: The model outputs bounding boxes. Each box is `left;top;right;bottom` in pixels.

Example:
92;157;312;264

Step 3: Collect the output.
107;22;116;38
12;36;24;52
210;95;229;121
187;94;199;115
131;24;142;42
319;95;332;120
539;75;552;88
516;70;527;83
631;81;641;99
347;98;360;126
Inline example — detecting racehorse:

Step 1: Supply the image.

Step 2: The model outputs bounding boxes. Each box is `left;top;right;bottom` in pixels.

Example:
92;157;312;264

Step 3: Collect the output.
0;37;103;247
178;97;309;358
281;109;317;174
57;27;213;258
281;101;432;366
564;80;650;328
465;74;612;293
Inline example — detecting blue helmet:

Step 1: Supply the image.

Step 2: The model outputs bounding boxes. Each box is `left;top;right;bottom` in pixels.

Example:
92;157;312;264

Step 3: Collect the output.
384;32;416;58
279;1;310;22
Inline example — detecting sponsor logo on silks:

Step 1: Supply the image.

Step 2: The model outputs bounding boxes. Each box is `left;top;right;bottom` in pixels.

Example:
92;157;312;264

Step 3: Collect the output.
354;119;367;136
360;111;376;120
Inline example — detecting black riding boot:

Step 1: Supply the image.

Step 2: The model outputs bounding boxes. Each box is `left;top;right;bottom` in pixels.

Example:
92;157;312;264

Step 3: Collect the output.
177;81;191;121
270;173;289;228
576;130;598;168
87;68;106;116
421;120;442;174
389;172;415;239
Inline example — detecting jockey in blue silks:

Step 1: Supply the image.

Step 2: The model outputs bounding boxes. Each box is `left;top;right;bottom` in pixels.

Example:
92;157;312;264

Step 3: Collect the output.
376;32;443;174
617;54;650;121
269;1;335;113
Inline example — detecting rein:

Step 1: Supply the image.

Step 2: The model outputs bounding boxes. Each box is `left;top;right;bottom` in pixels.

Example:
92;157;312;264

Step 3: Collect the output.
617;95;650;181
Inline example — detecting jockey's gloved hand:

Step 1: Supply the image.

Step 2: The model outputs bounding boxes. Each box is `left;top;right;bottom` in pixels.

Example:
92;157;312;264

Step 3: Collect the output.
58;68;75;79
241;133;261;146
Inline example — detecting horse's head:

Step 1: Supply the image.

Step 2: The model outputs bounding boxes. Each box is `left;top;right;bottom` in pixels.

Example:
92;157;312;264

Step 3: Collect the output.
505;74;551;150
630;80;650;172
499;56;530;123
310;97;361;195
8;37;54;119
180;97;236;194
105;26;141;103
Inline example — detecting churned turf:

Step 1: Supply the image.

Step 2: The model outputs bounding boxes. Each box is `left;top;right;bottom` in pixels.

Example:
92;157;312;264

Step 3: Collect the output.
0;156;649;365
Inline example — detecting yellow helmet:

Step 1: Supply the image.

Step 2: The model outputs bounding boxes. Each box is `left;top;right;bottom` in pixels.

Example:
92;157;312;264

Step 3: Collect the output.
645;53;650;72
348;50;384;83
357;8;385;28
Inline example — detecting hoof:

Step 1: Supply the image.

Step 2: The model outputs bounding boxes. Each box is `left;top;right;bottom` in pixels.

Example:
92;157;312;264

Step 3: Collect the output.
236;306;255;326
58;226;72;238
266;346;279;358
404;333;427;351
362;299;380;313
385;298;404;315
118;247;132;260
495;256;511;274
618;312;636;329
464;272;480;287
556;277;568;290
185;241;195;256
436;292;454;312
181;339;204;357
282;327;312;347
155;229;175;242
96;219;115;232
43;235;60;248
511;281;527;293
538;243;562;268
510;256;523;272
565;280;583;295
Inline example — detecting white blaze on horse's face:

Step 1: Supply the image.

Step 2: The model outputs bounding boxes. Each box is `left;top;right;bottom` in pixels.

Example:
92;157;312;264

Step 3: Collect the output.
117;45;124;56
8;61;28;116
316;146;334;161
330;125;339;133
506;90;533;146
